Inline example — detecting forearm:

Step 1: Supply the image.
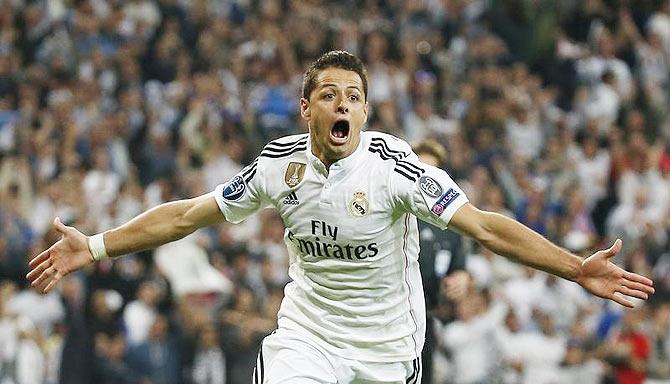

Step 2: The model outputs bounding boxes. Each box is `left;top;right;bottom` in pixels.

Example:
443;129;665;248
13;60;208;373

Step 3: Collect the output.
476;211;582;281
102;195;222;257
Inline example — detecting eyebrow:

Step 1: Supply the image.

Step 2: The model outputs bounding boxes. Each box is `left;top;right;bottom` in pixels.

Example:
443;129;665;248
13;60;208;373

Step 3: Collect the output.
318;83;362;92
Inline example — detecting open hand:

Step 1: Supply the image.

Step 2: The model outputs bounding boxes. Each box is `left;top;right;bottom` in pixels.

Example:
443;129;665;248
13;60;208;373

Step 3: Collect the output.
577;239;654;308
26;218;94;293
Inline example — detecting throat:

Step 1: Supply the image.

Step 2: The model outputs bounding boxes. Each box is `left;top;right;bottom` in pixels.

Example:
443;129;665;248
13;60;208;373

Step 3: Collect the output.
309;132;360;170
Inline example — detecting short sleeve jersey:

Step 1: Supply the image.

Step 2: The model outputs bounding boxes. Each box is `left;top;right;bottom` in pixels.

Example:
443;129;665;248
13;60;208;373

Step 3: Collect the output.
213;131;468;362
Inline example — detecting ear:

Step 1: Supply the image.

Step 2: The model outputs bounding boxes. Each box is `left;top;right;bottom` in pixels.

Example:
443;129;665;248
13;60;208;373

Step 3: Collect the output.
363;101;369;123
300;98;310;120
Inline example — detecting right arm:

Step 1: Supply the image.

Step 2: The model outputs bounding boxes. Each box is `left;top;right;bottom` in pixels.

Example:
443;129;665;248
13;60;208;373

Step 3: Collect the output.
26;194;225;293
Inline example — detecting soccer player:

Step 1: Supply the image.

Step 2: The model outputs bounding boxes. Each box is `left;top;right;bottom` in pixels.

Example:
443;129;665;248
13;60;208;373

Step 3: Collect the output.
27;51;654;383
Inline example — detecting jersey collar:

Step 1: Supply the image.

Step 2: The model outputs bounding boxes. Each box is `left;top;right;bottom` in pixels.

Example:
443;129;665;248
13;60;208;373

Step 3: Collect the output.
306;131;367;175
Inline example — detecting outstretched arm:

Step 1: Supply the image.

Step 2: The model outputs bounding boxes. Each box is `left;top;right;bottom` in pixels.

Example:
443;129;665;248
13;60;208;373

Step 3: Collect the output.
27;194;224;293
449;203;654;308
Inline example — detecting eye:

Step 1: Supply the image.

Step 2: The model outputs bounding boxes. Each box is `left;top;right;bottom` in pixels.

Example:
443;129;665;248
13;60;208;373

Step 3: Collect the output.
323;93;335;100
348;94;359;102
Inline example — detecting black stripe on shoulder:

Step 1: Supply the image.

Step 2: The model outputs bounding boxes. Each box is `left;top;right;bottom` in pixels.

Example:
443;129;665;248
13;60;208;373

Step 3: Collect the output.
396;162;423;178
242;159;257;176
370;137;409;157
368;146;392;161
241;159;258;182
244;168;257;183
369;142;404;161
261;139;308;154
259;144;307;158
396;159;424;174
370;143;426;173
369;147;423;182
394;167;418;182
369;140;425;174
265;136;308;148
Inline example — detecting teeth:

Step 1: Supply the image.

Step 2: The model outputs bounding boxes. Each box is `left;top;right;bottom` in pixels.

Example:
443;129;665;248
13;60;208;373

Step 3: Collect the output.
331;121;349;140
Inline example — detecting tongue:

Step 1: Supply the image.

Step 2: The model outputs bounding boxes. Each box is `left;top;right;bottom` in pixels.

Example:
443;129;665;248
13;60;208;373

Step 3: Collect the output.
332;121;349;139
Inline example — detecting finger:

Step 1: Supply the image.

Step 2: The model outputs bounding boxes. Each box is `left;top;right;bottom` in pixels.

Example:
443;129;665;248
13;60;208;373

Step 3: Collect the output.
53;217;69;236
622;279;655;295
604;238;623;258
26;258;51;281
610;292;634;308
623;271;654;287
35;275;52;294
28;246;52;268
618;286;649;300
43;271;62;293
30;266;55;289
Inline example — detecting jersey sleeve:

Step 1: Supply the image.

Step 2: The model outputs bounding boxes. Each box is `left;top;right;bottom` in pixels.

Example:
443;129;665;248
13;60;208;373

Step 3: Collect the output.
390;147;468;230
212;158;271;224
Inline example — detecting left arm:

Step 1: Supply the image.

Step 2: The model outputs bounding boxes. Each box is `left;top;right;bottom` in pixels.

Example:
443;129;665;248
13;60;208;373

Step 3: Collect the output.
449;203;654;308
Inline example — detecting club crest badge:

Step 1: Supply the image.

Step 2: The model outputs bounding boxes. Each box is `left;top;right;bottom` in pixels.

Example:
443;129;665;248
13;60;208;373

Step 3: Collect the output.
349;191;369;217
285;162;306;187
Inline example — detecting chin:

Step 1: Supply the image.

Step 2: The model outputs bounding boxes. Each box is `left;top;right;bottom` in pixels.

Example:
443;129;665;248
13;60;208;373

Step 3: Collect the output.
325;145;350;159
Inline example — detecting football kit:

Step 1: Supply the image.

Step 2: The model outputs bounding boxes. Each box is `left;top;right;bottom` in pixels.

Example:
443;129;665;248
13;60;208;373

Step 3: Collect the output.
213;131;468;382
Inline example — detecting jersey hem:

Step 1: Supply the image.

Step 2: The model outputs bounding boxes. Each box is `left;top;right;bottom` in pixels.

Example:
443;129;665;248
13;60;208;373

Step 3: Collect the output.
277;317;420;363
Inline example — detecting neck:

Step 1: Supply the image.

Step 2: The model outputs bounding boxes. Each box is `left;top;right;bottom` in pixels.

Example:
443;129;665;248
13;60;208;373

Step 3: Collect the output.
309;132;360;169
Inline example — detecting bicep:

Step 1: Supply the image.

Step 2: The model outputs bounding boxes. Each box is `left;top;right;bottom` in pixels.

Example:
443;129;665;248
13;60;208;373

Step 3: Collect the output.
183;194;227;230
448;203;491;242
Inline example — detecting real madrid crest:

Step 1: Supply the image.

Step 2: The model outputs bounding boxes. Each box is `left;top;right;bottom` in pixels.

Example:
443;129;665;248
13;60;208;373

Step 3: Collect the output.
349;191;369;217
284;162;306;187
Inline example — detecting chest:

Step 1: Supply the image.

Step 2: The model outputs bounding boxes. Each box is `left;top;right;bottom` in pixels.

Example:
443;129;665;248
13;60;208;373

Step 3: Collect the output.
270;163;392;245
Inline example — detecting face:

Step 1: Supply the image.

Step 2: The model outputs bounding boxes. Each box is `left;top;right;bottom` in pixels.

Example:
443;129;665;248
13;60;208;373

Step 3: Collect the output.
301;67;368;167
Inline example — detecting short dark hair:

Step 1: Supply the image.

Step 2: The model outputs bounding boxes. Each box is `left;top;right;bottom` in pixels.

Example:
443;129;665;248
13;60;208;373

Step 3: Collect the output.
302;50;368;101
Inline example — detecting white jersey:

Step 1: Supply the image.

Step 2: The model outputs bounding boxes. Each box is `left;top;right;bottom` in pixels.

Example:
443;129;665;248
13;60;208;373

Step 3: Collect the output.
213;131;468;362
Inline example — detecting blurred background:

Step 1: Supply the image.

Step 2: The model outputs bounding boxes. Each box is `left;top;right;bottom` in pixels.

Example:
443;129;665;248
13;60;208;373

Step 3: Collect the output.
0;0;669;383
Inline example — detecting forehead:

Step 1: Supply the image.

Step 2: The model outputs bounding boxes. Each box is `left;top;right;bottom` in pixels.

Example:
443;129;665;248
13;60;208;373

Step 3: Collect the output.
313;67;363;91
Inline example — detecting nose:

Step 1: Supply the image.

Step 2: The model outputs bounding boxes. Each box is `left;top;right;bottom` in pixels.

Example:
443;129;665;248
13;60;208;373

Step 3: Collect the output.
337;101;349;114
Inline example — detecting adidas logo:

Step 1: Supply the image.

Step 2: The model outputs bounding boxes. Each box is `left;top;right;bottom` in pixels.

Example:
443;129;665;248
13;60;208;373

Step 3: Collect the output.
283;191;300;205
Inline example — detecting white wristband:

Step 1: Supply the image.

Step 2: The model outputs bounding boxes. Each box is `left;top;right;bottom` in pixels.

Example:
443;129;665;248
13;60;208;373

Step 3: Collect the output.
88;233;109;261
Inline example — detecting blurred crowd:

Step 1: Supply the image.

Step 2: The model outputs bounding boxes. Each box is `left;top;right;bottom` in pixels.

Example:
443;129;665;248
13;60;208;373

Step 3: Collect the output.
0;0;669;383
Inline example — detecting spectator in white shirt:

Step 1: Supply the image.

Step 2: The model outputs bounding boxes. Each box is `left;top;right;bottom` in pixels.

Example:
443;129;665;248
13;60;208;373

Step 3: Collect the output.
82;148;121;216
557;339;605;384
192;323;226;384
583;71;621;135
439;288;507;384
506;99;543;161
122;281;161;346
573;135;610;210
14;316;46;384
403;97;459;144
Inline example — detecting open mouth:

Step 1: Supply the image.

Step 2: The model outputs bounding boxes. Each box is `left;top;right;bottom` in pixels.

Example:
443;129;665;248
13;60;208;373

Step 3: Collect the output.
330;120;350;145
